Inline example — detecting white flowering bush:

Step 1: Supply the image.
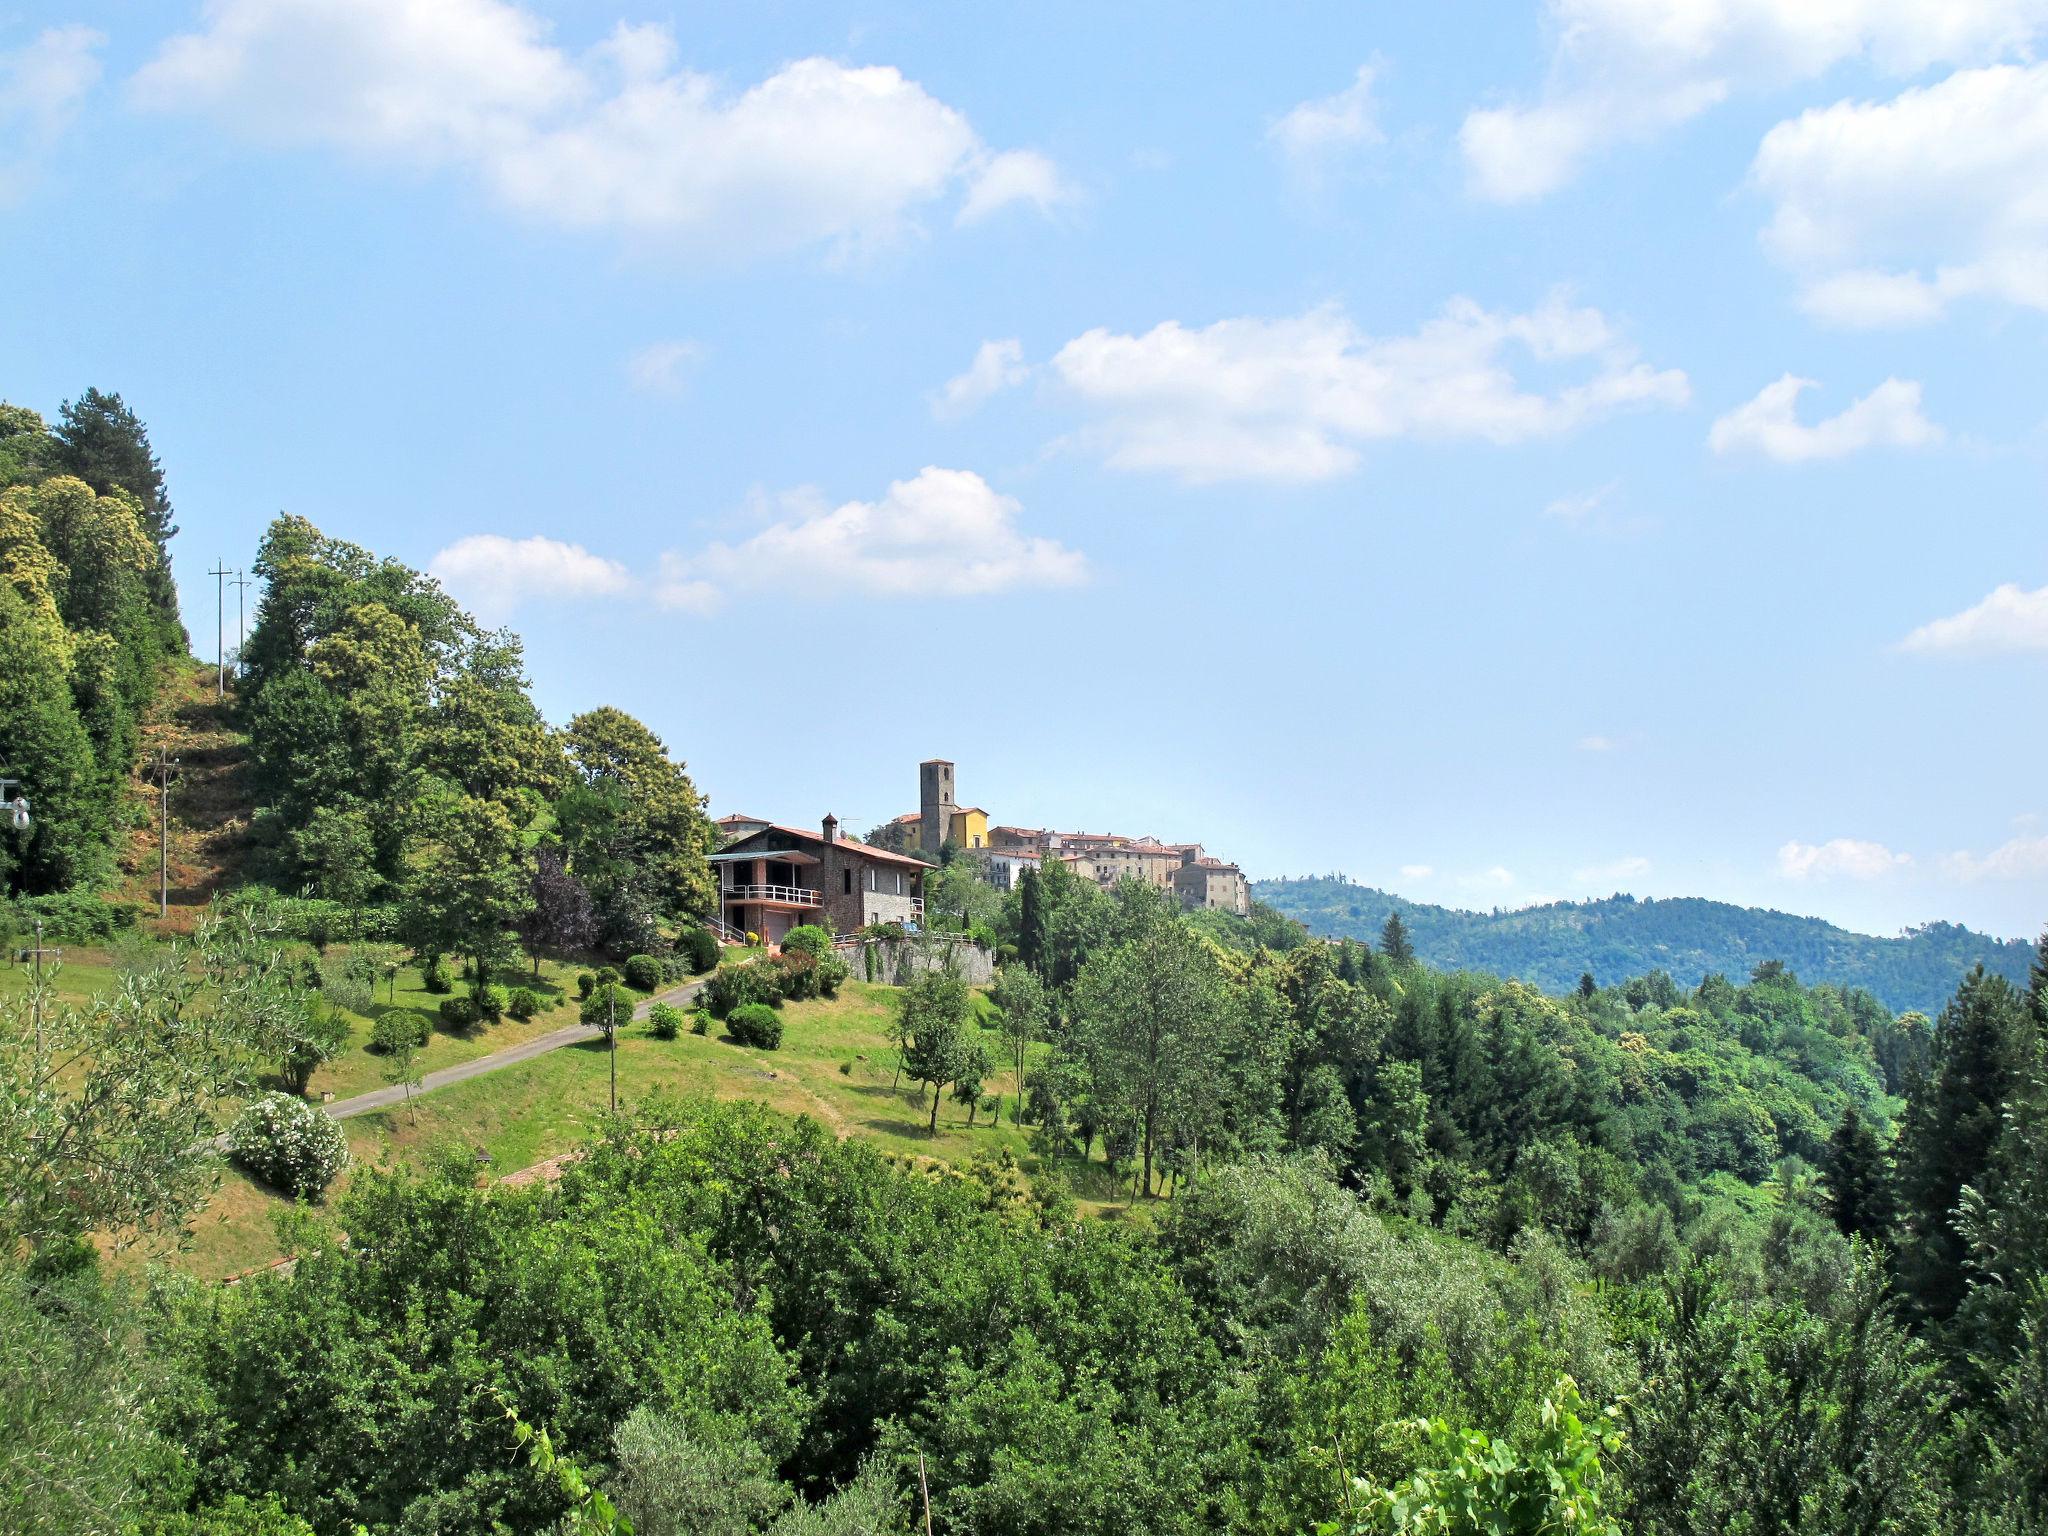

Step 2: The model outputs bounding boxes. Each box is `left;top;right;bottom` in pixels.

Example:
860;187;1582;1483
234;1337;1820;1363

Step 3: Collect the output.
228;1092;350;1199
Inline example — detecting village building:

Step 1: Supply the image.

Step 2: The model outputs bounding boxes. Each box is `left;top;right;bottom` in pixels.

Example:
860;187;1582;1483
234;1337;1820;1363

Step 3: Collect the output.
712;815;926;946
1172;850;1252;916
714;812;772;846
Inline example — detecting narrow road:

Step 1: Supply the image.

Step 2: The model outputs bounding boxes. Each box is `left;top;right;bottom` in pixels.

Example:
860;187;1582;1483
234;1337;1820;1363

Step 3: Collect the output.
323;976;708;1122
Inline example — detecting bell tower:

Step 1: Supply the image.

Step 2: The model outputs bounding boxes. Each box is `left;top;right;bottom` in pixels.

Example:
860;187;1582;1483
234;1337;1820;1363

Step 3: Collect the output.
918;759;956;856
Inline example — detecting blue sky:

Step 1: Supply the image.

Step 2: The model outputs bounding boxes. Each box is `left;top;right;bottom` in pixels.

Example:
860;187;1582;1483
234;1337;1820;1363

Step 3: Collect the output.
3;0;2045;940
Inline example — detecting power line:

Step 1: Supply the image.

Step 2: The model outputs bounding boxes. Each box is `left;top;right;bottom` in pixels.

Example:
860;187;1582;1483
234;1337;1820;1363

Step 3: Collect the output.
206;561;232;697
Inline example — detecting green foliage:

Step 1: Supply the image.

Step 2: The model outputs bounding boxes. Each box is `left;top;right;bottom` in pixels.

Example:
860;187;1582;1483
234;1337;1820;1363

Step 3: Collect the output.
508;986;542;1021
679;926;720;973
577;971;596;999
438;995;480;1030
690;1009;712;1036
227;1092;349;1199
369;1011;429;1054
422;957;452;994
782;924;833;961
475;983;509;1023
728;1003;783;1050
582;983;635;1031
705;960;783;1019
624;954;662;992
1330;1378;1622;1536
814;952;849;999
647;1003;685;1040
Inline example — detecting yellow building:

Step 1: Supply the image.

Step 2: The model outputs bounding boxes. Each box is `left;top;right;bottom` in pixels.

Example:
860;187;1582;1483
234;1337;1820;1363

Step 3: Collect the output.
948;806;989;850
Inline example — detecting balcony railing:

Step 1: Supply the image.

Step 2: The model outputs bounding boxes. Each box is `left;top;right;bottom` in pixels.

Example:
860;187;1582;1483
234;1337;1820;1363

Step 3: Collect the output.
723;883;822;907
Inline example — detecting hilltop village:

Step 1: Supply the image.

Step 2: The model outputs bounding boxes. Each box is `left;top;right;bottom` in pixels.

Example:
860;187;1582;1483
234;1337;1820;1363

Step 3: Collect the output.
711;757;1249;947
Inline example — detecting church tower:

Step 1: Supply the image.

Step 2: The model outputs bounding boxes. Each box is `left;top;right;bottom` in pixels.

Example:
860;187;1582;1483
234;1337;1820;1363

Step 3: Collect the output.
918;759;956;857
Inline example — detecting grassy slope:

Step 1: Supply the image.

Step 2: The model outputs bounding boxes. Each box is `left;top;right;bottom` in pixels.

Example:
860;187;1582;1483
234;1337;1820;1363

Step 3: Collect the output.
114;978;1080;1282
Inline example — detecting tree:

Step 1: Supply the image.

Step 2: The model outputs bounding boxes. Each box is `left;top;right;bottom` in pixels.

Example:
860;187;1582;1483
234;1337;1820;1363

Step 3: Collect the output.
1895;965;2030;1324
516;844;598;976
50;388;183;639
898;971;973;1134
950;1035;994;1126
398;788;533;995
1820;1103;1895;1244
2031;925;2048;1033
1380;911;1415;966
380;1033;423;1124
1578;972;1597;1000
288;803;380;923
1069;919;1235;1198
565;707;717;919
0;583;106;894
993;967;1048;1122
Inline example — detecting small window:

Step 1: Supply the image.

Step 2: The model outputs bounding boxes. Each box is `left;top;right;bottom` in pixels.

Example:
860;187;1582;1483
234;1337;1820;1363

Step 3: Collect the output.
894;871;903;895
842;868;852;894
866;868;876;891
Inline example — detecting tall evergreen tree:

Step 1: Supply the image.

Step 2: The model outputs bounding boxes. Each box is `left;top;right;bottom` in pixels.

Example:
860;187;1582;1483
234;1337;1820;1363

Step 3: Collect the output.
50;389;182;643
1895;965;2030;1325
2029;925;2048;1034
1379;910;1415;966
1820;1103;1896;1243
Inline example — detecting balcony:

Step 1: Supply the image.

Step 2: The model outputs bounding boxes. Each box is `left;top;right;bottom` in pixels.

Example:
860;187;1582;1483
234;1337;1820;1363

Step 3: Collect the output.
723;883;822;908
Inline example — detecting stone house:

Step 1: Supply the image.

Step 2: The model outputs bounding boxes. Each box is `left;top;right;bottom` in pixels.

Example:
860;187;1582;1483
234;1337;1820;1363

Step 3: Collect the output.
712;816;927;946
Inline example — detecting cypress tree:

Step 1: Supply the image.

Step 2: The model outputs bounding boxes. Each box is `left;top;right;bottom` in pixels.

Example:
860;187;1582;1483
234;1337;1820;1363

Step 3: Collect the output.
1379;910;1415;966
1895;965;2030;1325
1821;1103;1896;1243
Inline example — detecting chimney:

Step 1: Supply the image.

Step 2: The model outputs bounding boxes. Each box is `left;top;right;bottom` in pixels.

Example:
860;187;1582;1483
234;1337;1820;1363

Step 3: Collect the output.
822;813;839;844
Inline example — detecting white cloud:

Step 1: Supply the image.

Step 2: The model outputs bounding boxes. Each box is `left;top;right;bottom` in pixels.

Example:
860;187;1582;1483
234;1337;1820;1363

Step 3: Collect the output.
1398;863;1434;880
1708;375;1943;462
957;149;1070;224
931;338;1029;420
656;467;1086;612
1574;855;1650;885
1460;865;1518;892
1462;0;2048;202
1270;64;1383;180
429;533;631;620
1899;582;2048;656
1942;833;2048;880
1544;483;1618;526
0;25;103;203
1576;734;1617;752
1752;63;2048;324
1048;293;1687;484
131;0;1063;260
1777;838;1912;881
627;339;703;392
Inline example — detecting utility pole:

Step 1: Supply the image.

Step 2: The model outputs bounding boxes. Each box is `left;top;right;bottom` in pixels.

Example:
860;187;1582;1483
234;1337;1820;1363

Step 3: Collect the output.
231;569;252;679
151;750;179;919
607;988;618;1114
207;561;232;697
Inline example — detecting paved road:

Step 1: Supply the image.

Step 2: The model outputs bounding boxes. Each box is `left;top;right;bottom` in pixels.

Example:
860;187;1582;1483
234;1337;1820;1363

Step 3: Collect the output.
323;976;708;1122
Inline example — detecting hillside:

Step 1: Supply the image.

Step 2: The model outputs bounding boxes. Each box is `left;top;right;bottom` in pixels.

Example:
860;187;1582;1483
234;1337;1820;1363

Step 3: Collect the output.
1254;875;2034;1016
113;658;258;933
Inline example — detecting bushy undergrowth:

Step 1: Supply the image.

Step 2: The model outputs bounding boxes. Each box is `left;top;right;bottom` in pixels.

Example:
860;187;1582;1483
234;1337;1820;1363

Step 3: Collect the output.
227;1093;349;1199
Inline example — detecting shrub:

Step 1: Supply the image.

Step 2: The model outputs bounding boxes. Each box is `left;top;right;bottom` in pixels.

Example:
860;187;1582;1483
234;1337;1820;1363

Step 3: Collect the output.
369;1012;429;1054
506;987;541;1021
581;983;635;1029
474;984;507;1024
595;965;622;987
815;952;849;999
576;972;596;1000
774;948;819;1001
704;961;783;1019
421;958;452;995
623;954;662;992
782;924;832;961
647;1002;685;1040
228;1093;350;1199
727;1003;783;1050
438;996;479;1031
689;1009;712;1036
679;926;720;974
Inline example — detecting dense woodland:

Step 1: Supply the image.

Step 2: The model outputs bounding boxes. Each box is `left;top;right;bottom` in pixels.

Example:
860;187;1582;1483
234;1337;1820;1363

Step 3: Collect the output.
3;399;2048;1534
1259;875;2034;1015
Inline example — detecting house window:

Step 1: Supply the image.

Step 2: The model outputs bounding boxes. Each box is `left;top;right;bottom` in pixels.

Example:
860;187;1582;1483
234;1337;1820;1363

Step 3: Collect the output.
866;867;876;891
894;871;903;895
842;868;852;895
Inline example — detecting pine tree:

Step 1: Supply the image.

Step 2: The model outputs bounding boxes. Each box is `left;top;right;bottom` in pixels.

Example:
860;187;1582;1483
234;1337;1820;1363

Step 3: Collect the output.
51;389;182;643
1820;1103;1896;1243
1895;965;2030;1325
2029;926;2048;1034
1380;910;1415;966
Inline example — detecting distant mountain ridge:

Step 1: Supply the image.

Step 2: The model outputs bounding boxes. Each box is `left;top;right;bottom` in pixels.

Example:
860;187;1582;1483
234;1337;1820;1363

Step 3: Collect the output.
1253;876;2035;1017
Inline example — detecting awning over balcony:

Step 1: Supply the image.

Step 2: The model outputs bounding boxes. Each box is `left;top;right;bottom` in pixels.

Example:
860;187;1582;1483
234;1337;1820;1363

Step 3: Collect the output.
709;849;820;865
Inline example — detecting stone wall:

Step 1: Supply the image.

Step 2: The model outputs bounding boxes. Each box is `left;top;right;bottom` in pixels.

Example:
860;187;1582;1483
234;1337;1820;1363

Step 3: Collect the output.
841;936;996;986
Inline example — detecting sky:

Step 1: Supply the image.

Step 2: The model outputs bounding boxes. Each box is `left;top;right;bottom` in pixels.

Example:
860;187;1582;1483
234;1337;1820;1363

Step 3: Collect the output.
2;0;2045;942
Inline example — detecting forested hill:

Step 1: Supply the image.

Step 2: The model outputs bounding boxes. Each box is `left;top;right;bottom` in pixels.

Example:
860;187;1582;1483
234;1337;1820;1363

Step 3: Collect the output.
1254;875;2033;1016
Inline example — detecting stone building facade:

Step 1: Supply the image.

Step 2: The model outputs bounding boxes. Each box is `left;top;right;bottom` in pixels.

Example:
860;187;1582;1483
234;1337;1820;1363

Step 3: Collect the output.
713;816;927;945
